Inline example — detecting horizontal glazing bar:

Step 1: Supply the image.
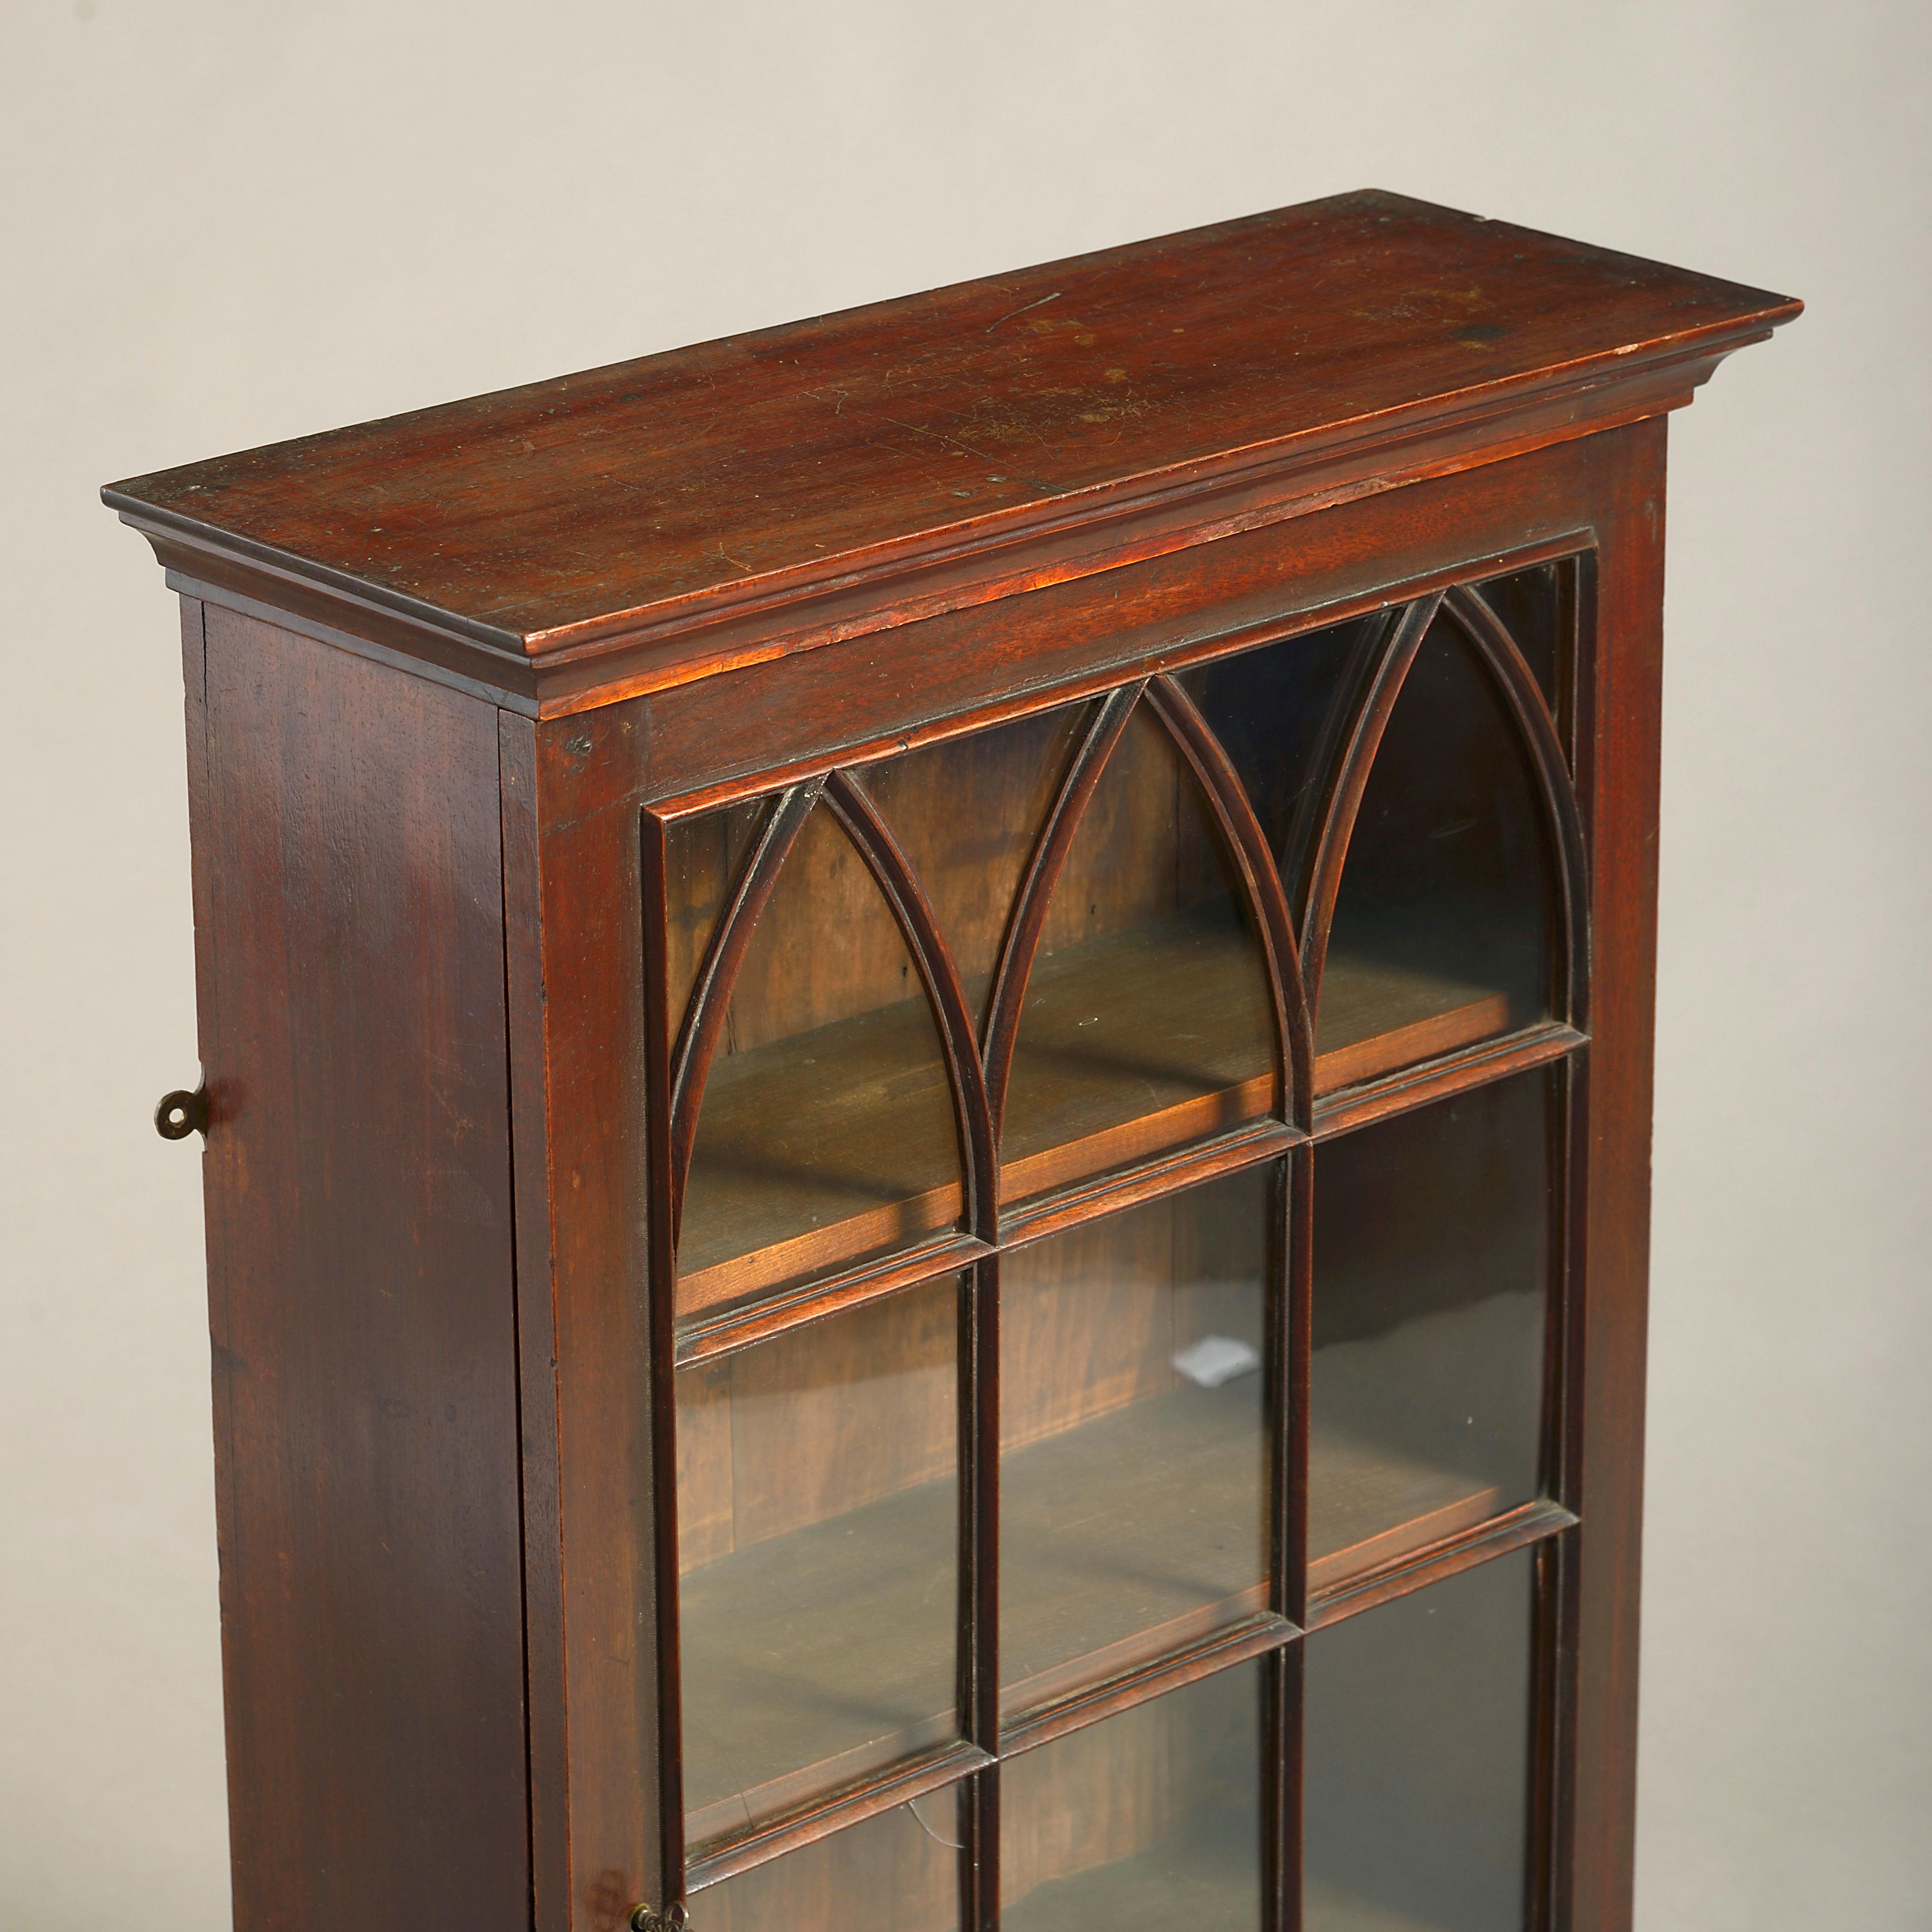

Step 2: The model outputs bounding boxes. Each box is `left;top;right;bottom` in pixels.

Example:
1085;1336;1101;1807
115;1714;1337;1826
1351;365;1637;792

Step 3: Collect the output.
999;1612;1299;1761
1306;1499;1577;1632
674;1232;993;1365
1312;1022;1585;1142
685;1738;992;1893
997;1119;1300;1253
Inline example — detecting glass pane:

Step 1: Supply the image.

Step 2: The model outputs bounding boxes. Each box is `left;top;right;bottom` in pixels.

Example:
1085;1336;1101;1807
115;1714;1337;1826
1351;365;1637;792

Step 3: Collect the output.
665;795;770;1045
1474;559;1570;722
1319;612;1555;1091
1002;702;1276;1201
1001;1661;1266;1929
1001;1166;1273;1716
677;1277;961;1845
1178;612;1381;911
677;802;963;1320
1304;1550;1537;1932
863;700;1091;1032
689;1789;963;1932
1309;1071;1552;1591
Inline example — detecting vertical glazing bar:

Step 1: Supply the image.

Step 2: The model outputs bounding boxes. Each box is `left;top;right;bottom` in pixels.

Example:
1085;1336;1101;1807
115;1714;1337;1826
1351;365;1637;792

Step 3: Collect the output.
1271;1640;1304;1932
963;1248;1000;1925
1530;1532;1572;1932
1282;1144;1314;1628
639;810;688;1908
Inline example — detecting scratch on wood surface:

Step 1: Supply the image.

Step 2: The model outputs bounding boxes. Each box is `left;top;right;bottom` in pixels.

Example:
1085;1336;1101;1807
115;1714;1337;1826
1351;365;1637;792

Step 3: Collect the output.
986;291;1062;333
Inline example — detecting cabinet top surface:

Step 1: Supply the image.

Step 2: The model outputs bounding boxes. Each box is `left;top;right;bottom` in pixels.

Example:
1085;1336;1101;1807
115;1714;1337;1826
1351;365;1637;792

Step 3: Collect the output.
105;190;1795;683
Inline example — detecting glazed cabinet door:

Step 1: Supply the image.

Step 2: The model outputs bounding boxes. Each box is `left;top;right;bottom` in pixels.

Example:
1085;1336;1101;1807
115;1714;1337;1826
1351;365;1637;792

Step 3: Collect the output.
637;552;1592;1932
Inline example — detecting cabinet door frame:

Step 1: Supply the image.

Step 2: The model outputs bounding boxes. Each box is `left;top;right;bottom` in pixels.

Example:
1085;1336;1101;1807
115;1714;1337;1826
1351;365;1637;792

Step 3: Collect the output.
508;417;1666;1932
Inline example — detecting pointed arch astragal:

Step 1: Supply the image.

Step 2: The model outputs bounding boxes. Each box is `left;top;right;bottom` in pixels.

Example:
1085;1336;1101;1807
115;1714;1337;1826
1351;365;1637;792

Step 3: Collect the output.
667;778;824;1238
1279;608;1397;933
1297;592;1444;1016
1443;582;1592;1030
1146;675;1315;1131
980;682;1144;1142
821;769;999;1244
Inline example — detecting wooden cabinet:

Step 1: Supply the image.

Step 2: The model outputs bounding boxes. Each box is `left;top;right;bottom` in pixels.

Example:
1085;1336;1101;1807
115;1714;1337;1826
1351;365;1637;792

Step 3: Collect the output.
108;191;1797;1932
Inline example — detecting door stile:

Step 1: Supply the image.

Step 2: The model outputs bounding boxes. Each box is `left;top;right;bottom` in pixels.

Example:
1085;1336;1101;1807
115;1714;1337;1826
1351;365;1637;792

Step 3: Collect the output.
639;808;689;1911
1564;416;1668;1932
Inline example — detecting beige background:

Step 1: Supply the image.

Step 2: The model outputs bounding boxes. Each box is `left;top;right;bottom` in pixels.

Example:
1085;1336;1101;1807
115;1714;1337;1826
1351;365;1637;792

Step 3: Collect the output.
2;3;1926;1926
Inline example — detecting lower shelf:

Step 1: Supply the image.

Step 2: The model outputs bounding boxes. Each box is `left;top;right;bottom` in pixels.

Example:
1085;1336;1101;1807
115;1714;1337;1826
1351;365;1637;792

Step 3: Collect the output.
680;1370;1518;1847
1304;1877;1458;1932
1307;1425;1504;1595
1003;1828;1261;1931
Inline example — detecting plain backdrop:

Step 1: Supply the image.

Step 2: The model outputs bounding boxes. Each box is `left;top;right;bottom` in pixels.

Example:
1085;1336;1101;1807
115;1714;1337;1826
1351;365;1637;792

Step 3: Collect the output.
2;3;1926;1927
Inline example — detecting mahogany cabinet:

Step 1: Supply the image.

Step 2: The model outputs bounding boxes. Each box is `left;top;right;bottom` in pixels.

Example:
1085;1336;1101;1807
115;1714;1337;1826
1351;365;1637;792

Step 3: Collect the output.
108;190;1798;1932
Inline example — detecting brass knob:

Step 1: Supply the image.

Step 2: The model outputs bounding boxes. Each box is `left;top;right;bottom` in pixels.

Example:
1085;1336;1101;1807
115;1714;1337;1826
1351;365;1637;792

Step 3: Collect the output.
630;1906;688;1932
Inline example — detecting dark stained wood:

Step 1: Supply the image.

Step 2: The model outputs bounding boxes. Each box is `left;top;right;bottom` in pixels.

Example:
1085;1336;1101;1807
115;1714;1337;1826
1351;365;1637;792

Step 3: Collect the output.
983;684;1142;1137
1443;583;1592;1027
1146;674;1314;1126
668;780;822;1233
191;606;528;1932
1312;1020;1584;1144
823;771;998;1237
108;193;1796;719
501;711;571;1932
1305;1501;1577;1634
520;706;666;1926
672;890;1537;1321
1298;594;1441;1009
1564;416;1668;1932
687;1740;992;1895
124;201;1795;1932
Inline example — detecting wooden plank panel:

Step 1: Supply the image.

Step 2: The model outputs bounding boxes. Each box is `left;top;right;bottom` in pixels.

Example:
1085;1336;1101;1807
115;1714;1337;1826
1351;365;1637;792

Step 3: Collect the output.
194;608;526;1932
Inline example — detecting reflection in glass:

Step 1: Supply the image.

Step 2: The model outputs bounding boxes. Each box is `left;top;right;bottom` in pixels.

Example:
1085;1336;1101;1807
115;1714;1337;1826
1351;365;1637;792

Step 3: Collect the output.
1309;1072;1552;1589
1179;612;1381;912
677;1277;961;1845
1318;614;1555;1083
1000;1167;1273;1716
863;701;1091;1030
1002;703;1276;1200
690;1789;963;1932
1304;1550;1536;1932
1001;1661;1265;1929
675;802;963;1319
1474;559;1571;723
664;796;771;1045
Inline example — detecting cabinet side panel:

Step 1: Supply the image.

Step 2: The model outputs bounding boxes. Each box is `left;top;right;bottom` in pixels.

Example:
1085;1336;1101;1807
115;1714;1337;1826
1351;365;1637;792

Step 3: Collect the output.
195;608;529;1931
1567;417;1668;1932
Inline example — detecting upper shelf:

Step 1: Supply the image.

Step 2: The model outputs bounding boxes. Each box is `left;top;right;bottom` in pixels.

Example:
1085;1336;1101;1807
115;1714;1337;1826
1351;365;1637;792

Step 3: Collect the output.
103;191;1799;711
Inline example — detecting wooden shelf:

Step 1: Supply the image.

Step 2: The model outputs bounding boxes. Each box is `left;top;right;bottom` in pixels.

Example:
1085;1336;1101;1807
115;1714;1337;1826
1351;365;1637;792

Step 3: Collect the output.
1004;1829;1259;1930
680;1374;1264;1846
1304;1878;1455;1932
678;908;1520;1319
1001;1378;1268;1717
680;1362;1510;1847
1307;1424;1504;1596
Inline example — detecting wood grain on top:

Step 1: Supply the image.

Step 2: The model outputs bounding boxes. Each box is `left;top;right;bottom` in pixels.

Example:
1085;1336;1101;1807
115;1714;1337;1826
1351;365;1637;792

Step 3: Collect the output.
105;191;1797;692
